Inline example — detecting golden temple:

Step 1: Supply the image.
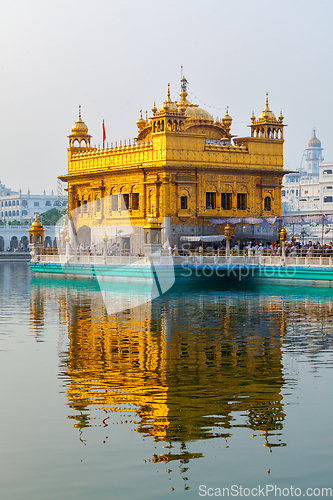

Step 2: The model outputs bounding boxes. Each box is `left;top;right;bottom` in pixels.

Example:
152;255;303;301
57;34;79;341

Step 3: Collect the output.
60;77;286;246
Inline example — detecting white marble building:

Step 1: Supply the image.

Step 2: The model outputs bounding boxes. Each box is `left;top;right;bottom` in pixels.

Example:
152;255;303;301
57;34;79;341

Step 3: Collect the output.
282;130;333;215
0;181;67;223
0;225;57;251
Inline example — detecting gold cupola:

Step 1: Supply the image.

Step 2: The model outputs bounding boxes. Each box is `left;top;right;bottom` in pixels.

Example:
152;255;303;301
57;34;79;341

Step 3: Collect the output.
249;93;286;140
136;110;147;132
258;93;276;123
68;105;92;148
222;107;232;133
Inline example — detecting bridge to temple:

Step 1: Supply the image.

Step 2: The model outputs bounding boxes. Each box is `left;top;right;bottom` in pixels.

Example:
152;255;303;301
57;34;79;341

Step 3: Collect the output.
29;248;333;284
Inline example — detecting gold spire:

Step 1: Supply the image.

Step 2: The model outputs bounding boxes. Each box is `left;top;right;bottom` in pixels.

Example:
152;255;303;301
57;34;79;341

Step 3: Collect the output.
265;93;269;110
79;105;82;119
222;106;232;132
179;75;188;103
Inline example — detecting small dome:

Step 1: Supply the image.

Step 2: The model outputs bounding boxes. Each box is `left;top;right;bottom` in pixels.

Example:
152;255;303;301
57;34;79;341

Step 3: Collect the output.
160;100;178;113
136;110;146;129
258;94;277;122
160;83;178;113
72;117;88;134
71;106;89;135
31;212;42;228
308;128;321;148
222;107;232;128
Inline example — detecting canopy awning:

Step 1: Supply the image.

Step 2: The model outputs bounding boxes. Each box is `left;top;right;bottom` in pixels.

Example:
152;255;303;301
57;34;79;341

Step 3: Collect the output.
210;214;333;225
180;235;225;242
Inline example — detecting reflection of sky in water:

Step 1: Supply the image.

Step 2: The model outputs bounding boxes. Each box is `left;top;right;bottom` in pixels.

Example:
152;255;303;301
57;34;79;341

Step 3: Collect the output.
1;264;333;499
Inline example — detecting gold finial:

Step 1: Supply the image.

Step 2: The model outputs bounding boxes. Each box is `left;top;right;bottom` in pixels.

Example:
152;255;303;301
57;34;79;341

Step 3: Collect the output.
79;105;81;119
265;93;269;110
226;106;229;115
140;109;143;119
167;83;171;100
152;101;157;114
179;74;188;102
146;110;148;121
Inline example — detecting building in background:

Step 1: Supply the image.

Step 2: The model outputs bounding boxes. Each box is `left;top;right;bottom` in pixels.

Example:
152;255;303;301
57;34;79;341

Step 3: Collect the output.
282;130;333;215
0;181;67;223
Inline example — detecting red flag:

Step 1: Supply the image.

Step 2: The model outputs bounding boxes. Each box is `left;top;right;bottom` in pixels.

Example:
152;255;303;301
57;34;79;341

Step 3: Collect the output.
102;120;106;147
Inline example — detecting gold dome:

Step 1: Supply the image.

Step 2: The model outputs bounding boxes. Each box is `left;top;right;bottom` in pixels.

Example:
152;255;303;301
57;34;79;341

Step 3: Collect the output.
184;105;214;122
31;212;42;228
71;106;89;135
222;107;232;129
136;110;147;131
258;93;276;123
160;84;178;112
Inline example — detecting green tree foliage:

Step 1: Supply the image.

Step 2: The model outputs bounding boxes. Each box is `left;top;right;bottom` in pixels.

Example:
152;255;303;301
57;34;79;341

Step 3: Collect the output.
41;208;68;225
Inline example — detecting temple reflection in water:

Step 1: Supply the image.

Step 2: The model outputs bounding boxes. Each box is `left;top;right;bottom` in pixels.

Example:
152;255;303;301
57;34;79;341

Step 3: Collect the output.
29;278;333;462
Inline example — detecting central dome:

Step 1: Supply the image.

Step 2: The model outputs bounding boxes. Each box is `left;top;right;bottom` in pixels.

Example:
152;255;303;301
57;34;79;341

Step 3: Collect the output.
184;104;214;122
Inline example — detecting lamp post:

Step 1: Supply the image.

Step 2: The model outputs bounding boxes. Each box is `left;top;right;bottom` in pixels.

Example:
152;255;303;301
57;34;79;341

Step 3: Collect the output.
224;221;232;257
102;231;108;264
65;234;71;260
279;224;287;264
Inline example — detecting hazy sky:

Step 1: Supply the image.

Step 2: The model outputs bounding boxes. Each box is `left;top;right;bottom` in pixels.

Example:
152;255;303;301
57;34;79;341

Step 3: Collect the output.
0;0;332;194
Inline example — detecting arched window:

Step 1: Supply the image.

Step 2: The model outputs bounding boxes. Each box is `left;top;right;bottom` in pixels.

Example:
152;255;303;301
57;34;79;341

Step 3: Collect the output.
45;200;52;206
264;196;271;211
22;210;28;216
323;169;332;175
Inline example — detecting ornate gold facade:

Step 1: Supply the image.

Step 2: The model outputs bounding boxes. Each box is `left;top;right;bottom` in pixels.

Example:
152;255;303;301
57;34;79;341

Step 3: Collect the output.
60;79;286;245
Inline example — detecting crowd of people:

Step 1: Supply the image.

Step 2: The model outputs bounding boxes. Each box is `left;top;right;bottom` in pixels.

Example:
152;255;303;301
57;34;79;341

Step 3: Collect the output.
170;239;333;257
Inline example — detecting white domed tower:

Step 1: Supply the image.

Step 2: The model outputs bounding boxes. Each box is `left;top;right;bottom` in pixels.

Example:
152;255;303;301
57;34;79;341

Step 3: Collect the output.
305;128;323;176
